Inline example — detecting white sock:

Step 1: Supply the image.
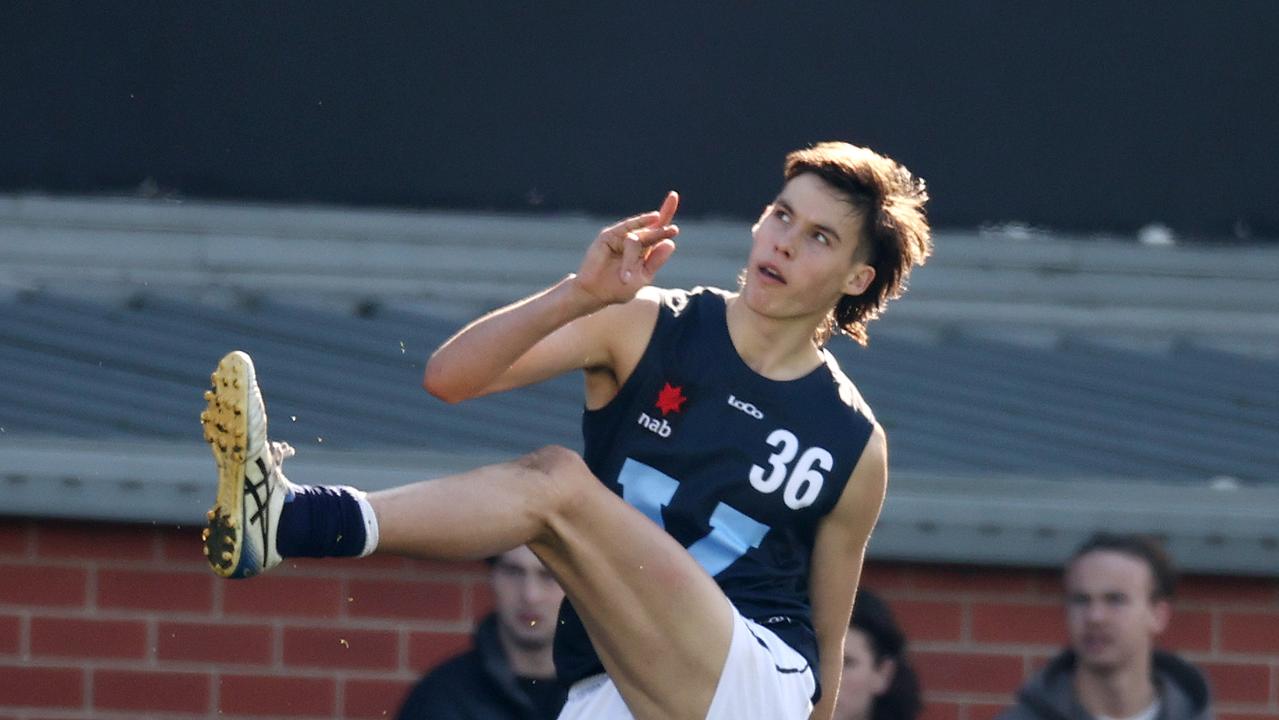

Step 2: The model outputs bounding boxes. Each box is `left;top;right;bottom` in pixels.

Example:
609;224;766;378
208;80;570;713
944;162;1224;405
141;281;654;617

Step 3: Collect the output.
347;488;380;558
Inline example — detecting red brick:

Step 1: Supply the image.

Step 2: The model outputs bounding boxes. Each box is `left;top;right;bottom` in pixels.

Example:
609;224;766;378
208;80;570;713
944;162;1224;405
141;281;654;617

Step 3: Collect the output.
157;524;205;563
157;621;274;665
158;524;228;570
1028;652;1055;673
859;562;913;592
31;617;147;660
405;558;488;577
284;626;397;670
0;521;28;557
472;582;496;619
96;569;213;613
1219;714;1279;720
1220;610;1279;654
0;565;88;607
1179;575;1278;605
920;700;960;720
306;553;408;573
890;599;964;643
35;521;156;562
94;669;210;713
911;565;1035;596
1154;609;1212;653
914;650;1025;694
1200;661;1271;704
344;678;417;718
968;703;1013;720
0;615;18;654
222;574;345;618
0;665;83;707
971;602;1066;645
219;675;335;716
347;579;464;620
407;631;472;671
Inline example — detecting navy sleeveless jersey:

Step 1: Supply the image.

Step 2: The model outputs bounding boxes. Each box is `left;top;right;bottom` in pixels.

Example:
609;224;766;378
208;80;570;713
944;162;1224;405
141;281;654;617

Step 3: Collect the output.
552;287;877;697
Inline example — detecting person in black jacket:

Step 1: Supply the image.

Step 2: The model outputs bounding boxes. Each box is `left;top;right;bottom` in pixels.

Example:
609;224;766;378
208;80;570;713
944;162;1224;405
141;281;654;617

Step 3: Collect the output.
996;533;1212;720
398;546;567;720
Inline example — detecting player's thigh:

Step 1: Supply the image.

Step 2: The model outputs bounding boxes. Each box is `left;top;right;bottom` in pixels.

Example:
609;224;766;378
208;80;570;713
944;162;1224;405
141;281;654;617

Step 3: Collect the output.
526;446;735;720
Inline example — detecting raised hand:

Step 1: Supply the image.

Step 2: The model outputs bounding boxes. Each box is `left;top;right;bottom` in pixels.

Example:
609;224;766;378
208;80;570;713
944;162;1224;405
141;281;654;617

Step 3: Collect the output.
573;191;680;306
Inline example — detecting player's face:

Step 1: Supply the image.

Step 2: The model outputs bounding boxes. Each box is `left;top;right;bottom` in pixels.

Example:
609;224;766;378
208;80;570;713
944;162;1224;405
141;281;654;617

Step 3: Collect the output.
491;546;565;651
832;627;894;720
742;173;875;323
1064;551;1169;674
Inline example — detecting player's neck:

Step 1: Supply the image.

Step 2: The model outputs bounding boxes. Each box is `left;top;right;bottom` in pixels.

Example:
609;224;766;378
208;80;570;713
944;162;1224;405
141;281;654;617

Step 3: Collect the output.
724;295;824;381
1074;655;1157;719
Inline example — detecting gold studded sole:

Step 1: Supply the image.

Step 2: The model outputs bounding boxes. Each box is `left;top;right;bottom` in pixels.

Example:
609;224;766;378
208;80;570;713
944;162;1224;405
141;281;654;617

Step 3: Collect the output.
199;351;253;578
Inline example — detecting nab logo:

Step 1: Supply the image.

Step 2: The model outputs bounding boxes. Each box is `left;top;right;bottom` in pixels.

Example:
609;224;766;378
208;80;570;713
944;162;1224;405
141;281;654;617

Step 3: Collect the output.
637;412;673;438
640;382;687;439
727;394;764;420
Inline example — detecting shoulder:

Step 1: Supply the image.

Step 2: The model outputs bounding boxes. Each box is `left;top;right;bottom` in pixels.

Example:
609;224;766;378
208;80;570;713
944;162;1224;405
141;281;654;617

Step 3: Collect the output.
399;650;484;707
817;348;876;425
633;285;730;316
993;703;1041;720
597;285;725;357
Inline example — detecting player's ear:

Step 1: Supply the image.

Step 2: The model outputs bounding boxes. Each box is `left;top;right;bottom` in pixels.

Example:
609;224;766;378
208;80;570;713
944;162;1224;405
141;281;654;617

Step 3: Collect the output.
1150;597;1172;635
844;264;875;296
870;656;896;696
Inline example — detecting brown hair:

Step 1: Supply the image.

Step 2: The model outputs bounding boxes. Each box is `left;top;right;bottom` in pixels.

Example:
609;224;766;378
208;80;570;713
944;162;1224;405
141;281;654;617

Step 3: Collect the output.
1068;532;1178;600
784;142;932;345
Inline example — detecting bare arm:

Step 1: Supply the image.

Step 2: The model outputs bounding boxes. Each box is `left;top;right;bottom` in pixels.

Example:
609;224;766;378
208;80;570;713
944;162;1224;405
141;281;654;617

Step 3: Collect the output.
423;192;680;402
808;426;888;720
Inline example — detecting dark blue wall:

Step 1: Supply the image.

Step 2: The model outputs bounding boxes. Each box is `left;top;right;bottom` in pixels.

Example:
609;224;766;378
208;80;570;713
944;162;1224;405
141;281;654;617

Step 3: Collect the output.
2;1;1276;236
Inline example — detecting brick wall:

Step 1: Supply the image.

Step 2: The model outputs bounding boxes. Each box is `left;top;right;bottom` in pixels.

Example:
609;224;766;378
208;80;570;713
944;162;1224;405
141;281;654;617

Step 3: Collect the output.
1;518;1276;719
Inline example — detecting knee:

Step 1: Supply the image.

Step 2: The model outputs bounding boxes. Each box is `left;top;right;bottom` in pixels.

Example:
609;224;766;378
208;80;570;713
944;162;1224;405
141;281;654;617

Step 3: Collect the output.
521;444;588;477
517;445;596;509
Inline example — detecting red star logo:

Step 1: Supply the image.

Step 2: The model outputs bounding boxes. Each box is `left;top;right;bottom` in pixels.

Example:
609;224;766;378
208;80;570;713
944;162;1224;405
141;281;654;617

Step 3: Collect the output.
655;382;688;416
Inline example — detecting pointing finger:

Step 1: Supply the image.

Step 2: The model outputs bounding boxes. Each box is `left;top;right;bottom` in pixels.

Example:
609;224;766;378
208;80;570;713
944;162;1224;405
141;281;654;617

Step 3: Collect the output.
629;223;680;248
655;191;679;227
603;211;661;238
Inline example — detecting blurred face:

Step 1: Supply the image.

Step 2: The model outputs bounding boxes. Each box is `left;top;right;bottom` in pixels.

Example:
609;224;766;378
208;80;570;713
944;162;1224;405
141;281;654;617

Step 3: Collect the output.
832;627;895;720
742;173;875;323
1065;550;1170;674
491;546;565;651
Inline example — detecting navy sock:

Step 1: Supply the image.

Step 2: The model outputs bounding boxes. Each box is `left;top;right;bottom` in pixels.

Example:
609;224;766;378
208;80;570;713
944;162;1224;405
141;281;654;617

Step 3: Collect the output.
276;485;369;558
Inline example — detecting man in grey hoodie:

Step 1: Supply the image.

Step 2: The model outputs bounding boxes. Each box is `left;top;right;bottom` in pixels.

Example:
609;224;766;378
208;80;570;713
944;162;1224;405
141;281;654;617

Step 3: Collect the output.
997;533;1212;720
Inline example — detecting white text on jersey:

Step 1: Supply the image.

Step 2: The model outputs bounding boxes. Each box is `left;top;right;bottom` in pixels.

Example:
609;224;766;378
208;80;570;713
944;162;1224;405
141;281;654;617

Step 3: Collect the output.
637;412;673;438
727;394;765;420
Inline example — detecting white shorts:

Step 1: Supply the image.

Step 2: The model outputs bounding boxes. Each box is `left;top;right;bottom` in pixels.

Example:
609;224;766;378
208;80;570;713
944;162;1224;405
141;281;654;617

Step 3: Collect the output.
556;606;816;720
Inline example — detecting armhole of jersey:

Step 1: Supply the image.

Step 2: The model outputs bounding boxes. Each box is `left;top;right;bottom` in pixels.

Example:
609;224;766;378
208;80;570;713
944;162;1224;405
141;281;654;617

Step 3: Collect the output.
583;288;686;417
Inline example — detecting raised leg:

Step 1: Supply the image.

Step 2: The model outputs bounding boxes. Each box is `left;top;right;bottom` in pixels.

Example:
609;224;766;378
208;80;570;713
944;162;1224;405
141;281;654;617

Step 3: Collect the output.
370;446;735;720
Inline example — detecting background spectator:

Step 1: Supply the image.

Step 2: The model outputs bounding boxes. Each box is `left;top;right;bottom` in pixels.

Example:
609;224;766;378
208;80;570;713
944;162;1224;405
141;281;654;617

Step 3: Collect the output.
997;533;1212;720
833;588;923;720
398;546;567;720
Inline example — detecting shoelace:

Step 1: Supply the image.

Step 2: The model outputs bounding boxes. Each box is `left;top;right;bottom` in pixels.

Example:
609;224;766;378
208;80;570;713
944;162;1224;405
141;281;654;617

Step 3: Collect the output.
270;441;296;468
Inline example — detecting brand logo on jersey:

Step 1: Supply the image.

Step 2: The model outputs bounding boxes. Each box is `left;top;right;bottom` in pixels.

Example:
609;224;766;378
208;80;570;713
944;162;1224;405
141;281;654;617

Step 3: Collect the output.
654;382;688;416
727;394;764;419
637;412;673;438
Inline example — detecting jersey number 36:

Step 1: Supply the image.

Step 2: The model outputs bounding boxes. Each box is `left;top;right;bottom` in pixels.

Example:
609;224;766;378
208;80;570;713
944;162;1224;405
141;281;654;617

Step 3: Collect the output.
748;428;832;510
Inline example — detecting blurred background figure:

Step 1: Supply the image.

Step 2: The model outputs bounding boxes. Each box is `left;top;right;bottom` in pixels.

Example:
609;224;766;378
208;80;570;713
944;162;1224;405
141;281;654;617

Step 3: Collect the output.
398;546;567;720
833;588;922;720
997;533;1212;720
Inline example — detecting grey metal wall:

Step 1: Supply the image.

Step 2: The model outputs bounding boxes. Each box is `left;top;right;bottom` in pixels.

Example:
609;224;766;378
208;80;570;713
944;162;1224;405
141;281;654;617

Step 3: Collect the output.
2;1;1276;236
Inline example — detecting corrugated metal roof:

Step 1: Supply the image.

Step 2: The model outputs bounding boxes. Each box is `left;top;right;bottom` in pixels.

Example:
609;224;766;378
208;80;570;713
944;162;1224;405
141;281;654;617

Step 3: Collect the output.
2;288;1274;485
2;195;1277;574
